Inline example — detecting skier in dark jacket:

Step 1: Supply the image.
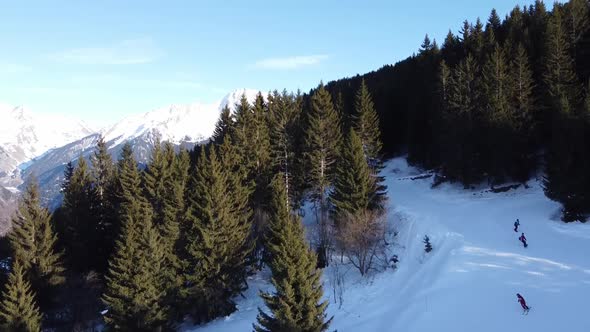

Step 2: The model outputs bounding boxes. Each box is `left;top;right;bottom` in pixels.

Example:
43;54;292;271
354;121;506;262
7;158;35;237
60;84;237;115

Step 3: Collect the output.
514;219;520;232
517;293;530;313
518;233;528;248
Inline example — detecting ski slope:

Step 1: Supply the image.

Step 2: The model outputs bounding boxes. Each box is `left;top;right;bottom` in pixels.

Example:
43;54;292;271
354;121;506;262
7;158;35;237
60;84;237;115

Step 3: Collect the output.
183;157;590;332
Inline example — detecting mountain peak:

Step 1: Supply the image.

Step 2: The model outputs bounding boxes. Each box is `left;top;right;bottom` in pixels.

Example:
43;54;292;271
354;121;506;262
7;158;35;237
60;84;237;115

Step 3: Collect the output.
219;88;262;111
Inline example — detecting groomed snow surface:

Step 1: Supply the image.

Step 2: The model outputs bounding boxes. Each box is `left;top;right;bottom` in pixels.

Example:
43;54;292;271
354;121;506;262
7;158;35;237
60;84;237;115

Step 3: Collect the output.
182;157;590;332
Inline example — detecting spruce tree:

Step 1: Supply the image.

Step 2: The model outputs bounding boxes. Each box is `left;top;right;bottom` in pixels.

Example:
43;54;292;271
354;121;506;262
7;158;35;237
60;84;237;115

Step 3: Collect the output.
544;6;582;112
103;145;168;331
232;93;256;178
471;18;485;58
446;54;483;185
353;79;383;168
60;156;95;272
143;141;184;319
509;44;536;182
268;90;303;209
510;44;535;127
90;136;116;272
304;83;342;267
488;8;502;34
263;175;291;266
9;179;65;309
423;236;433;253
182;145;252;322
255;176;332;332
481;43;511;182
543;6;585;221
251;93;272;178
565;0;590;54
352;79;387;210
330;129;373;223
248;93;273;266
212;105;234;144
0;260;42;332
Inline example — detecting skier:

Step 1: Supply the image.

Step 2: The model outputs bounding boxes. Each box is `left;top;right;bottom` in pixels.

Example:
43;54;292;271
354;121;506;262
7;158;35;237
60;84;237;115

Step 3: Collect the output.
518;232;528;248
514;219;520;232
516;293;530;314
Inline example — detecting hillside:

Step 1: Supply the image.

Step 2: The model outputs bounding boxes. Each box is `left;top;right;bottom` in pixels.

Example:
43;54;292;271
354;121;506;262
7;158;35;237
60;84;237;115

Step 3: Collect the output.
184;157;590;332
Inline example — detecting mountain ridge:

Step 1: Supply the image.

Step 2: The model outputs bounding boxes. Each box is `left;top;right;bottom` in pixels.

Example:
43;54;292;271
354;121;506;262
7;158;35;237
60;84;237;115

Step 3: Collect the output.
0;88;261;216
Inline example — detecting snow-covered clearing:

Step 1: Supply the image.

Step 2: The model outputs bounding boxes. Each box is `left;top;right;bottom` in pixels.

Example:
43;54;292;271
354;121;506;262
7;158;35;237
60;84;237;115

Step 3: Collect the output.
183;157;590;332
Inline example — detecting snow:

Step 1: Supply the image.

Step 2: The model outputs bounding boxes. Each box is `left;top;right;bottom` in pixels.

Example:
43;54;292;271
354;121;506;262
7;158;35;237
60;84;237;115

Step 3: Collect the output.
101;88;261;147
0;103;94;162
183;157;590;332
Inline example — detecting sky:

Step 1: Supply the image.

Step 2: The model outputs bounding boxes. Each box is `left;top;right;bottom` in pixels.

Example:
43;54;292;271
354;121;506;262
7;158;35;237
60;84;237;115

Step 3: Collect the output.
0;0;544;127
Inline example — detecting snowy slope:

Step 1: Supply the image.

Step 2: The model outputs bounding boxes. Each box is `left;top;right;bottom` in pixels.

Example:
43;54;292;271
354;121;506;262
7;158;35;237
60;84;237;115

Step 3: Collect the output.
184;158;590;332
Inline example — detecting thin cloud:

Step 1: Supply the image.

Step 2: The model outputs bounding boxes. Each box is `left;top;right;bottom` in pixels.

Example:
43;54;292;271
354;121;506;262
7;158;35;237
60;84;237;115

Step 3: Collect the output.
0;63;32;73
253;54;329;70
48;38;163;65
74;74;202;89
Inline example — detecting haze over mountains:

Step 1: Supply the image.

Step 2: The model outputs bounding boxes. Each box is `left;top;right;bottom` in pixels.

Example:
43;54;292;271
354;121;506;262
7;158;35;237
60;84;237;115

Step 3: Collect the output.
0;88;260;224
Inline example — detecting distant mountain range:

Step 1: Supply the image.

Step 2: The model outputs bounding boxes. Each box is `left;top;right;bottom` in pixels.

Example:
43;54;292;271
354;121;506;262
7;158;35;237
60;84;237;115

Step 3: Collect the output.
0;88;260;227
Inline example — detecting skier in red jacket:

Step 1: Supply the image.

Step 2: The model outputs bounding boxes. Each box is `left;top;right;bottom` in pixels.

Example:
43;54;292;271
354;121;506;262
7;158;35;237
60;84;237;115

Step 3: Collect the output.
517;293;530;313
518;233;528;248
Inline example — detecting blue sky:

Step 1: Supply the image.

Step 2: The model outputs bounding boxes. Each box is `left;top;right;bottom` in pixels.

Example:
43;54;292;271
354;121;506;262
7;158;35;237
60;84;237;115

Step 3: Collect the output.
0;0;543;126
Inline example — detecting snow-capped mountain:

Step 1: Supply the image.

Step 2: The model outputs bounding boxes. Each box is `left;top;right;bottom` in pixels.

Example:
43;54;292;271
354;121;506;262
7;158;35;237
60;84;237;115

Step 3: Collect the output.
11;88;261;209
102;88;261;147
0;104;94;186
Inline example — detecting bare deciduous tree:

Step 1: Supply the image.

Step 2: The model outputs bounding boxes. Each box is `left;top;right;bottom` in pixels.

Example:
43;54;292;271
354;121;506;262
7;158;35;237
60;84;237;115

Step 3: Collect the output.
335;209;388;276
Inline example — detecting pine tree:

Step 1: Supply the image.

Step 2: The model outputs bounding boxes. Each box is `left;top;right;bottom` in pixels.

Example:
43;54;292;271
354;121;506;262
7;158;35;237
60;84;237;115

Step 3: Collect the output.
60;156;95;272
182;145;252;322
330;129;373;223
0;260;42;332
304;83;342;267
103;145;168;331
212;105;234;144
9;179;65;309
254;177;332;332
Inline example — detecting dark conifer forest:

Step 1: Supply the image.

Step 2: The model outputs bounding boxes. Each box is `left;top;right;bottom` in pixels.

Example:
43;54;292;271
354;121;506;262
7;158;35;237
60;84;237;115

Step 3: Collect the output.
0;0;589;331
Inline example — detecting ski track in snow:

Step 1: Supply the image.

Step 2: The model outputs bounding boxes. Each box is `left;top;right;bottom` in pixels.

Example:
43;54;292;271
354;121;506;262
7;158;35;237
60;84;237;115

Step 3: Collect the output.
182;157;590;332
